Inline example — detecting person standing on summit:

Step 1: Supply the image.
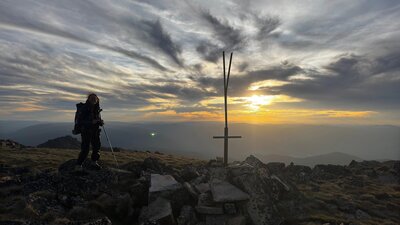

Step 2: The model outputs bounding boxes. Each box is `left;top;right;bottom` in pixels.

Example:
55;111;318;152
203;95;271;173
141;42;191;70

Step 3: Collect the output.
73;93;104;170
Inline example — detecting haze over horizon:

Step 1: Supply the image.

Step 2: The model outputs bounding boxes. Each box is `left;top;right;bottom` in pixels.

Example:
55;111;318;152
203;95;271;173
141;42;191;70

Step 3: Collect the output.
0;0;399;125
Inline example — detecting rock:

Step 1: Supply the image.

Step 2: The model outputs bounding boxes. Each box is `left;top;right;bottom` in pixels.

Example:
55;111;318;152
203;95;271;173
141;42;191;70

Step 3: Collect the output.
270;175;290;191
244;155;266;169
208;167;227;181
210;179;249;202
23;172;56;195
355;209;371;219
197;192;214;207
266;162;285;174
183;182;199;199
56;160;116;197
177;205;197;225
226;216;246;225
312;164;351;180
335;198;356;213
149;174;191;217
194;183;210;194
130;181;149;207
120;161;142;177
92;193;136;222
284;164;312;183
189;175;207;186
139;197;175;225
205;215;226;225
82;217;113;225
227;163;254;177
0;175;21;188
195;206;223;215
180;167;200;182
228;167;284;225
149;174;182;193
142;157;171;174
223;203;236;214
0;139;24;149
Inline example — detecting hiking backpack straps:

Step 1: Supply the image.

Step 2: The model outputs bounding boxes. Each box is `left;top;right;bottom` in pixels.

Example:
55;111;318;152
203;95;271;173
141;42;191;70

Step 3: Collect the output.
72;102;85;135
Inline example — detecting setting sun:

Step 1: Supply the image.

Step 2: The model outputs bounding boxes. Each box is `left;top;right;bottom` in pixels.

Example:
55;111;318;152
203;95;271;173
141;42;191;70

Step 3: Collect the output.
244;95;274;110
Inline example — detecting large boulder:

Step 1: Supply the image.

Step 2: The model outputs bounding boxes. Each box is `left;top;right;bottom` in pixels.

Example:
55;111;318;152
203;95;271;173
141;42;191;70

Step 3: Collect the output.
230;173;283;225
57;159;117;197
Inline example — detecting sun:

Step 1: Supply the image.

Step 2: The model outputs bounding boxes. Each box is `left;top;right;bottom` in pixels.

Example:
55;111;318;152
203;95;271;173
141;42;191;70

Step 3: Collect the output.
245;95;274;111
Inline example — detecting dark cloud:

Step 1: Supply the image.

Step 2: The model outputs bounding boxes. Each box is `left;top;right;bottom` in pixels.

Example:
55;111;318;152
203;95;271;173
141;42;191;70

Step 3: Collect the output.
196;11;246;62
191;49;400;110
196;42;221;63
238;62;249;72
201;11;244;48
270;52;400;109
254;15;280;40
135;19;183;67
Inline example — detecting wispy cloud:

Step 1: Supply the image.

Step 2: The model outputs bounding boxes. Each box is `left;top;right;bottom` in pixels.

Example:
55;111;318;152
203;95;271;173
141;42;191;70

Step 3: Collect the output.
0;0;399;124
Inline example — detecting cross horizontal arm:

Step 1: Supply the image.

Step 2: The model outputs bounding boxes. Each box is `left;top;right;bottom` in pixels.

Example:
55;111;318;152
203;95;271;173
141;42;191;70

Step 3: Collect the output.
213;136;242;139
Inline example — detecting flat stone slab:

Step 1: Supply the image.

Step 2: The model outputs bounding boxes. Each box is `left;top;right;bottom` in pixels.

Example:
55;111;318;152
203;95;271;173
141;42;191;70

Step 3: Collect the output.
195;183;210;193
210;179;249;202
140;197;175;224
150;174;182;192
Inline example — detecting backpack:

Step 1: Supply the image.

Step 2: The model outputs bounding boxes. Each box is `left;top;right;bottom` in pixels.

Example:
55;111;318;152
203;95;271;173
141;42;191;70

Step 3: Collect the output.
72;102;85;135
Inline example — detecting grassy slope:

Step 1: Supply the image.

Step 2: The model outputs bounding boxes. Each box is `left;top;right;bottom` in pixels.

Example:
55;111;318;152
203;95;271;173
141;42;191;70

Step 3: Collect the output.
0;147;205;170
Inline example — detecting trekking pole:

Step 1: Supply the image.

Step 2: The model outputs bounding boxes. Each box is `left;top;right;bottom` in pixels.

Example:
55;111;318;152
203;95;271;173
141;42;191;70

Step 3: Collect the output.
99;109;119;168
102;124;119;168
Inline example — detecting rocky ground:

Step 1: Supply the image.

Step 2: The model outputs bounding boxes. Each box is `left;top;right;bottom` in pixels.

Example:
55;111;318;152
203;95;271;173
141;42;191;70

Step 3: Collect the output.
0;147;399;225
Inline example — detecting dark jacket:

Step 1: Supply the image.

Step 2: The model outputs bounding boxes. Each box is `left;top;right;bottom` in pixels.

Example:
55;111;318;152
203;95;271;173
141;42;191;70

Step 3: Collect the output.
80;102;102;130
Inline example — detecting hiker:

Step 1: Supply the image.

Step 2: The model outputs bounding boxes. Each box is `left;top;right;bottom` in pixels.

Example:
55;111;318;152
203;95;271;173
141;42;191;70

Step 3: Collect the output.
74;93;104;170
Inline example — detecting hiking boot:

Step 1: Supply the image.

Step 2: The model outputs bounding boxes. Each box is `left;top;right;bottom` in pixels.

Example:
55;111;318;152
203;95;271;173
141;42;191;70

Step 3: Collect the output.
74;164;83;172
92;161;102;170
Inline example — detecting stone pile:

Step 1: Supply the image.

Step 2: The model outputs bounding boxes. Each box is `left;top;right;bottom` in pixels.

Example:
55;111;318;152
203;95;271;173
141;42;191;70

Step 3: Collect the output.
0;139;24;149
4;154;397;224
138;155;299;225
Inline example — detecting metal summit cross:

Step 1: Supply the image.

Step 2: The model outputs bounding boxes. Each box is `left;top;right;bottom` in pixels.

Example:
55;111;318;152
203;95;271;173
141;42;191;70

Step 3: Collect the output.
213;51;242;166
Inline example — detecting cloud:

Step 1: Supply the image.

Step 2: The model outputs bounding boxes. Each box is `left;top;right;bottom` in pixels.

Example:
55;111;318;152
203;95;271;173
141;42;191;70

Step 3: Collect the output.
270;52;400;109
134;19;183;67
196;11;246;62
192;62;304;96
254;15;280;40
0;0;399;123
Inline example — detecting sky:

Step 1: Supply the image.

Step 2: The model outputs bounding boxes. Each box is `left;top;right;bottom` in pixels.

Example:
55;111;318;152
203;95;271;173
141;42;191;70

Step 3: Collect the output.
0;0;399;125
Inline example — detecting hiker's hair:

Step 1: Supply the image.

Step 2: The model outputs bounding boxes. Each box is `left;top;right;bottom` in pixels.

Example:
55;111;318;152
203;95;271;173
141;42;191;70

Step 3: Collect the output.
86;93;99;104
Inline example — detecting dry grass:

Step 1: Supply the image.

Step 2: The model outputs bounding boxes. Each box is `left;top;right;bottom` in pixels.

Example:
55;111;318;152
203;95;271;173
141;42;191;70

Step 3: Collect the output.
297;176;400;225
0;147;205;170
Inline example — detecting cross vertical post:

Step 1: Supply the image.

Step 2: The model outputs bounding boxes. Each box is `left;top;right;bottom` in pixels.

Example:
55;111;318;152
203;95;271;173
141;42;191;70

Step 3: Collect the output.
213;51;242;166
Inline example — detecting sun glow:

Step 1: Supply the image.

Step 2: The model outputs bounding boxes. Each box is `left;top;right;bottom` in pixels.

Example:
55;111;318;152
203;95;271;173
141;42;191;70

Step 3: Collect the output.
245;95;275;110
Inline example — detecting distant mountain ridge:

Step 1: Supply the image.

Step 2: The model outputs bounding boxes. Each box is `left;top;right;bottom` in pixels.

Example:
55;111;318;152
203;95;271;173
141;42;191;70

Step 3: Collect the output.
37;135;81;149
1;120;399;161
255;152;363;167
